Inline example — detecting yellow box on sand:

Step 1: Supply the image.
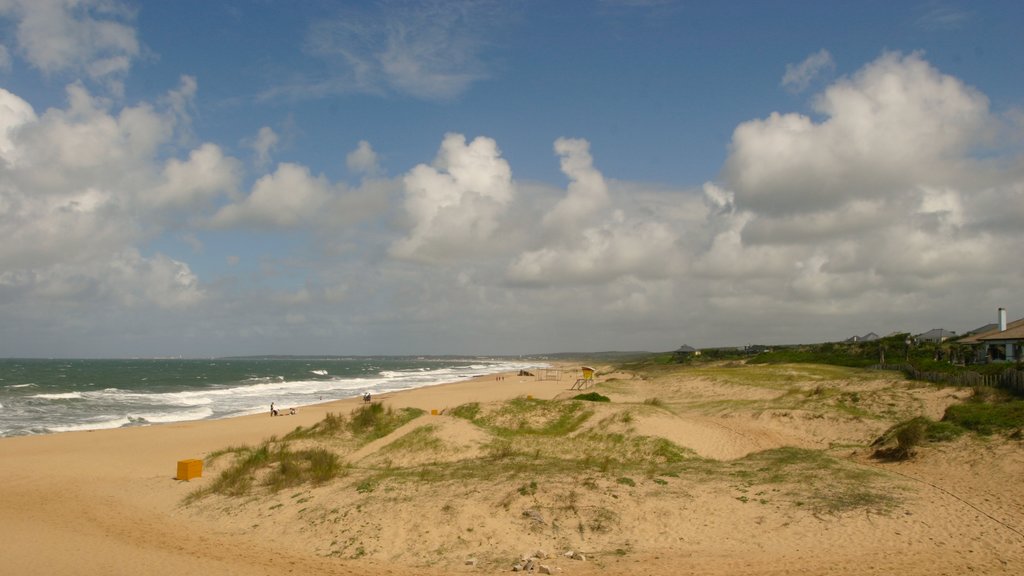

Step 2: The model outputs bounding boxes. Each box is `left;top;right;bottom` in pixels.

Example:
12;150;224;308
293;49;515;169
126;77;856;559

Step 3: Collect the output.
177;459;203;481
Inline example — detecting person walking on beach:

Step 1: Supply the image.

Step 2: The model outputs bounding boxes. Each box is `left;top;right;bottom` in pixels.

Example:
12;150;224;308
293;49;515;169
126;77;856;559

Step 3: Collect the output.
270;402;278;416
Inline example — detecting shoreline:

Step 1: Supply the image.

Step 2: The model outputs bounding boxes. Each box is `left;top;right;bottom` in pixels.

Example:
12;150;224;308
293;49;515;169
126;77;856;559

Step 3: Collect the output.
0;364;583;576
6;360;1018;576
0;358;560;438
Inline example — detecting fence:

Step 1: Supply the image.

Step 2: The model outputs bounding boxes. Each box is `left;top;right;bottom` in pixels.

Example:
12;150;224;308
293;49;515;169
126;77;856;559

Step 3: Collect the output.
869;364;1024;395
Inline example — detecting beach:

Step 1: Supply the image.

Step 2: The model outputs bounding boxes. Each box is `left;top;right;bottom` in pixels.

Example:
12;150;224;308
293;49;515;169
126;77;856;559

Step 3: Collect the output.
2;363;1023;575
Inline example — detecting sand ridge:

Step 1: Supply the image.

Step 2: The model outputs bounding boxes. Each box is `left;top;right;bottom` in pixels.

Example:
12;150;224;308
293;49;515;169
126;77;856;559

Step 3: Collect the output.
2;362;1022;575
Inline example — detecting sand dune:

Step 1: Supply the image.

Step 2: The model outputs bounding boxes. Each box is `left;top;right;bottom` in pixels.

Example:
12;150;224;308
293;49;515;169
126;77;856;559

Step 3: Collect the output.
2;363;1022;575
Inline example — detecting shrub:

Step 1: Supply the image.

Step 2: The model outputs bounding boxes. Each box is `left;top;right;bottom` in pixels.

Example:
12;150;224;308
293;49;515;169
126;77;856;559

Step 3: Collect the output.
449;402;481;421
944;399;1024;435
573;392;610;402
873;417;927;461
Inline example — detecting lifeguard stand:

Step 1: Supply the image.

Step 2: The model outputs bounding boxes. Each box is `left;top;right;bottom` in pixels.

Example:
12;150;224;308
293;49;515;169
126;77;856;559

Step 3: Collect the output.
570;366;596;390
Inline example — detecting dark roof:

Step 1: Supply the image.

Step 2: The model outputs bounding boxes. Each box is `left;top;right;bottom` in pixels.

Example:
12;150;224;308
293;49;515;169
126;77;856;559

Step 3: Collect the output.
960;317;1024;344
978;323;1024;341
917;328;956;341
963;323;998;337
675;345;698;353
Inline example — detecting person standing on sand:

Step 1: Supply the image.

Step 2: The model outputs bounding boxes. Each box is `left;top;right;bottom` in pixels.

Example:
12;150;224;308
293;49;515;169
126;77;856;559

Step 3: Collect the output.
270;402;278;416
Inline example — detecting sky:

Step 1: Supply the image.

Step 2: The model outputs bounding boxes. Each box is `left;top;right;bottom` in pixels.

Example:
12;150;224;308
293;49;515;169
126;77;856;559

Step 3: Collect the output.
0;0;1022;358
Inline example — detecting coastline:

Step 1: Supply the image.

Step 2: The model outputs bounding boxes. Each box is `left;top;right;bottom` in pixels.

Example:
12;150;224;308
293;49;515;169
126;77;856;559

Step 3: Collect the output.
3;361;1023;576
0;366;577;576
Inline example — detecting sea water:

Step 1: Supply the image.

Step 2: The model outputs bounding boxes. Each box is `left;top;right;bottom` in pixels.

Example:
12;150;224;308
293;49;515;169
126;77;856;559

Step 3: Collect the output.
0;357;545;437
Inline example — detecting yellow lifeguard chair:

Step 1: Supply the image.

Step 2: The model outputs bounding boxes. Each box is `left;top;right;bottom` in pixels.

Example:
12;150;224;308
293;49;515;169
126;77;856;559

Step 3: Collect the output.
571;366;596;390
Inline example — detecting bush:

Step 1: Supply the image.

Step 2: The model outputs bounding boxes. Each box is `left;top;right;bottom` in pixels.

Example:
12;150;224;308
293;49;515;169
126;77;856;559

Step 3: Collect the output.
873;417;928;461
944;399;1024;435
573;392;611;402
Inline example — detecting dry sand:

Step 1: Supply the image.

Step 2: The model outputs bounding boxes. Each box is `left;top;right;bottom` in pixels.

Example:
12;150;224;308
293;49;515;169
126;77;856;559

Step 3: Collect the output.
2;363;1023;575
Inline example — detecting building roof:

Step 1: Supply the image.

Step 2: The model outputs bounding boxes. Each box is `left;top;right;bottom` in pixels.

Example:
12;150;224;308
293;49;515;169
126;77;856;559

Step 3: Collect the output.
960;317;1024;344
917;328;956;341
978;322;1024;341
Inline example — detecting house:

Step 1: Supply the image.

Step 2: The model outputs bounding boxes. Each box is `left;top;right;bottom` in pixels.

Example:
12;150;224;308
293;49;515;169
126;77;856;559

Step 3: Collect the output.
958;308;1024;362
977;325;1024;362
846;332;879;343
916;328;957;343
673;345;700;361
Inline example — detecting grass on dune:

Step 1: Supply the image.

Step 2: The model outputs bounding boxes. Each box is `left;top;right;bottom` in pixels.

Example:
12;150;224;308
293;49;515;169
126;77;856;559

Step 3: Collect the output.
189;363;950;518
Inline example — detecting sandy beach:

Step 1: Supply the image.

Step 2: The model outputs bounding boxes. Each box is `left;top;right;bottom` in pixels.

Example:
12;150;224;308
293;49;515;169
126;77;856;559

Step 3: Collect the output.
2;363;1023;575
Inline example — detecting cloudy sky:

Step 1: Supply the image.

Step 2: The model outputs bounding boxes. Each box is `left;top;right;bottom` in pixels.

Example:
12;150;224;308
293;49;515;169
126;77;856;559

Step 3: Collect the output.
1;0;1022;358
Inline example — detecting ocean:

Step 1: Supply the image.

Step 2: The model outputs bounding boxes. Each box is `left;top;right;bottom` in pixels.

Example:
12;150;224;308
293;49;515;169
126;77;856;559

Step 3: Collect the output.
0;357;546;437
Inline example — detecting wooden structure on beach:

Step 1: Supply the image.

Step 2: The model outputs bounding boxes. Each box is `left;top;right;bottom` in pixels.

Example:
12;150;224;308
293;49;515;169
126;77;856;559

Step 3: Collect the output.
570;366;596;390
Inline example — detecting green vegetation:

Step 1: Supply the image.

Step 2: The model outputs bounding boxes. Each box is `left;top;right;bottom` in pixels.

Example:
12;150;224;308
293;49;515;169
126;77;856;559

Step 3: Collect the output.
185;441;343;503
191;357;976;522
738;333;1019;382
943;398;1024;435
572;392;611;402
728;447;897;514
872;388;1024;460
189;403;422;502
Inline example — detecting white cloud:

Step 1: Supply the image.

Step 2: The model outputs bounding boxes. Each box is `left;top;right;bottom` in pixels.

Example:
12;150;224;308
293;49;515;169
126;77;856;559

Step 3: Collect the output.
508;212;680;285
508;139;688;286
696;51;1023;337
249;126;278;171
346;140;380;176
542;138;610;231
727;51;992;216
210;162;333;229
149;143;242;211
0;80;239;316
781;48;834;93
390;133;514;262
0;0;140;94
0;87;37;163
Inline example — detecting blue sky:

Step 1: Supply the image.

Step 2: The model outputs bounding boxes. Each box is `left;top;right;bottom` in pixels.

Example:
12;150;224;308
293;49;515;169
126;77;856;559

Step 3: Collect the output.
1;0;1022;357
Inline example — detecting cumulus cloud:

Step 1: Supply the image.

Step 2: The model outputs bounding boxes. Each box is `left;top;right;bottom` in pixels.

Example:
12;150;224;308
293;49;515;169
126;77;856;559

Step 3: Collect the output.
149;143;242;211
211;163;333;229
391;133;514;261
346;140;380;176
508;138;688;286
542;138;610;231
0;0;140;94
781;48;834;93
697;51;1023;337
0;80;238;314
249;126;278;171
727;51;992;216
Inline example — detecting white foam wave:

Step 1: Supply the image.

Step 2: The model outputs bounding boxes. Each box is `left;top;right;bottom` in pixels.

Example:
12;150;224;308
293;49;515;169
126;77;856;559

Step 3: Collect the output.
31;392;84;400
311;369;328;376
48;416;132;433
132;407;214;424
7;383;37;388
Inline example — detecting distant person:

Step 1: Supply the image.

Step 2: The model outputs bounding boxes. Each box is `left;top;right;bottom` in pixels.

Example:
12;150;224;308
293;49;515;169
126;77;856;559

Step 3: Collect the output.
363;392;371;403
270;402;278;417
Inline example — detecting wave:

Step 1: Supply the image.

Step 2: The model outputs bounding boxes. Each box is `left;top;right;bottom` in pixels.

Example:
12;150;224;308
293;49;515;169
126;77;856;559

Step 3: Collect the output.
30;392;85;400
45;406;215;433
2;358;548;438
47;416;132;433
130;407;214;424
